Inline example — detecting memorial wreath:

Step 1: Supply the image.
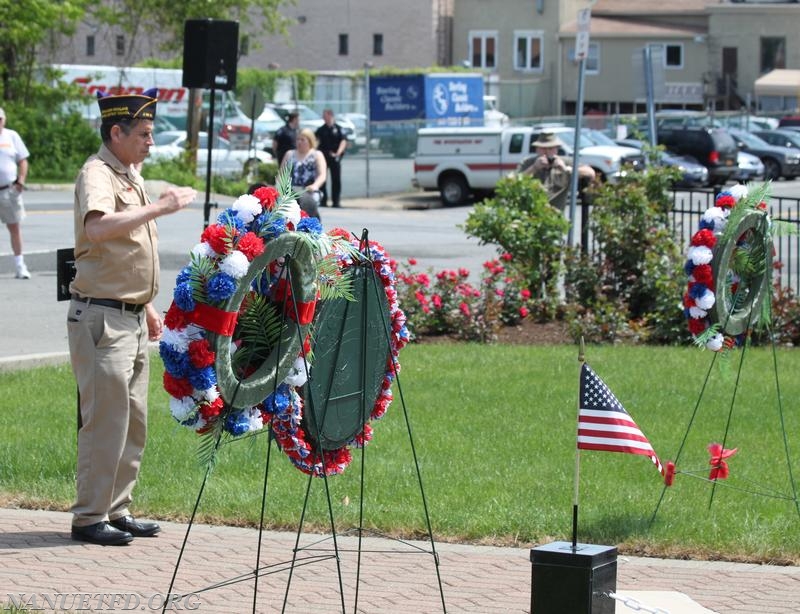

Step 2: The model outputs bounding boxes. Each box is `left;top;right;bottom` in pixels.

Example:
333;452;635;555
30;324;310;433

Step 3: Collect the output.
159;172;409;476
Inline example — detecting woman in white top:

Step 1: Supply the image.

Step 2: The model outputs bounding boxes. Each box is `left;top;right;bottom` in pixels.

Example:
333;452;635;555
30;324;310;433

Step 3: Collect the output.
281;128;327;219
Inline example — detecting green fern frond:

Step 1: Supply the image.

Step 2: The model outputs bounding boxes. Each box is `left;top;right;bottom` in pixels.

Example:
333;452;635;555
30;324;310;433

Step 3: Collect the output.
772;219;798;237
693;322;721;348
197;420;225;471
232;296;283;374
317;256;355;302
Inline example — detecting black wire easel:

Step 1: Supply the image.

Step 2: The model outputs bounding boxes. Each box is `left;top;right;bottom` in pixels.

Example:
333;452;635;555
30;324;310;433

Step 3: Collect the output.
163;230;446;613
651;213;800;525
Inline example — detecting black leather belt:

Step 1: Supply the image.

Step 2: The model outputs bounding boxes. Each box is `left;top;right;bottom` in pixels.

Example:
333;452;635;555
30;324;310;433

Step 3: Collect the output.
71;294;144;314
0;184;10;191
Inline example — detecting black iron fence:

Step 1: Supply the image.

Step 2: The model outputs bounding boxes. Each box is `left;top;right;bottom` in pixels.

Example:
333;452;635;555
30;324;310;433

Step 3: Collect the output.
579;188;800;293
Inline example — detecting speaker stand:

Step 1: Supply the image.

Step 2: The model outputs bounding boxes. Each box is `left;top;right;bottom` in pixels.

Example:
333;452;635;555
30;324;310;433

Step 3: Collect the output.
202;86;217;228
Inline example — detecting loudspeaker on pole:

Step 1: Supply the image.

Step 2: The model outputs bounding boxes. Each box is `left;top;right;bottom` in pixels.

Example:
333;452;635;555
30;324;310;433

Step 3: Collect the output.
182;19;239;91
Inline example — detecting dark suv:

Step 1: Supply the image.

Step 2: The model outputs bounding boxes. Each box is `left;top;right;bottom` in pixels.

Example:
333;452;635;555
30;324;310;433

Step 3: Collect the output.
656;127;739;186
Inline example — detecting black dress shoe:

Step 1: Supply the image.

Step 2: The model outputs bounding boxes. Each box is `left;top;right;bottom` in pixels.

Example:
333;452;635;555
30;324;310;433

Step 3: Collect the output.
110;515;161;537
71;521;133;546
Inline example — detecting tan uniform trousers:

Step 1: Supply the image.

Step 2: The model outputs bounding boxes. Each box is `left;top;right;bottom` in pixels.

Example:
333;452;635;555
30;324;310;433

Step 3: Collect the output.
67;299;149;527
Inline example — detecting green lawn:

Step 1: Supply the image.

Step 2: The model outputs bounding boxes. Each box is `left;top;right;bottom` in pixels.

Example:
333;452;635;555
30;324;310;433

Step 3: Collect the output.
1;343;798;563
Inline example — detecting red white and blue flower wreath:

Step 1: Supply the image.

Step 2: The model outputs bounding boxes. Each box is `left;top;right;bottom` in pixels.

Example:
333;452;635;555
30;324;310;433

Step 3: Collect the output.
684;183;774;351
159;183;409;476
269;230;410;476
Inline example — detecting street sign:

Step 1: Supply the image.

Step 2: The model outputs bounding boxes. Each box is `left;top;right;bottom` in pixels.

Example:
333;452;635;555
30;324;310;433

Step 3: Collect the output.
575;8;591;60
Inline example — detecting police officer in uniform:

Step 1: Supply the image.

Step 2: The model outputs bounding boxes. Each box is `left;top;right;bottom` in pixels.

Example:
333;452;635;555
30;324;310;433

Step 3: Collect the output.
315;109;347;207
68;88;196;546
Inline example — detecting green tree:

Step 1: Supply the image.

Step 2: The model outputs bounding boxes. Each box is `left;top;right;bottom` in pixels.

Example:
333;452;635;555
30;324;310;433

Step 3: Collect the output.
0;0;88;102
88;0;292;61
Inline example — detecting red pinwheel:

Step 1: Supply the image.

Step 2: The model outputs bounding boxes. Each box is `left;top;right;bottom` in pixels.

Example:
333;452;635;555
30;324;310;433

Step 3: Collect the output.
708;442;738;480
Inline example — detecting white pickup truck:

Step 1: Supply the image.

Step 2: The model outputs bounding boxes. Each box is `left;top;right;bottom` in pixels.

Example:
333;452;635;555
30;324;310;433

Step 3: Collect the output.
413;125;645;205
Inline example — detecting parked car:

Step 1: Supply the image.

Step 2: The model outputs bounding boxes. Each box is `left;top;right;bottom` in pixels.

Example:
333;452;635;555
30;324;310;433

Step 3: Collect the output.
266;104;356;143
615;138;709;187
726;127;800;180
733;151;765;182
721;115;779;131
778;115;800;129
340;112;379;153
753;128;800;151
542;126;646;181
656;126;739;186
253;106;286;153
146;130;272;178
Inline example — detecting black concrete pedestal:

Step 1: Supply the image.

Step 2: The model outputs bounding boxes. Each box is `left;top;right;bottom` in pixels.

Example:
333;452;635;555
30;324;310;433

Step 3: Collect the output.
530;541;617;614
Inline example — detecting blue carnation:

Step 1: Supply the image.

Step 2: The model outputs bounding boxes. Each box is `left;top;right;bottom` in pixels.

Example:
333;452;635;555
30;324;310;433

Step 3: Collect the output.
224;410;251;436
174;282;196;312
264;383;291;416
206;272;237;303
176;266;193;285
698;218;715;231
217;209;245;232
187;365;216;390
159;342;190;377
297;217;323;234
688;283;709;299
261;217;287;240
684;260;695;276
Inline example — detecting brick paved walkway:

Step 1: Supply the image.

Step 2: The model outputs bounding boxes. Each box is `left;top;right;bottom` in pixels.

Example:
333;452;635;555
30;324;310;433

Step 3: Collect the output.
1;508;798;613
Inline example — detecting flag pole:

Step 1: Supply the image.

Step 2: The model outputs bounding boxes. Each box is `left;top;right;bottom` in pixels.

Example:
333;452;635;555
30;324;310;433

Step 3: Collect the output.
572;337;586;550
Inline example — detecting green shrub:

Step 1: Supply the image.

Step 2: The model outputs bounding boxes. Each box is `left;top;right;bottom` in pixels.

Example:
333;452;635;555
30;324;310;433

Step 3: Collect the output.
461;174;570;312
563;165;687;344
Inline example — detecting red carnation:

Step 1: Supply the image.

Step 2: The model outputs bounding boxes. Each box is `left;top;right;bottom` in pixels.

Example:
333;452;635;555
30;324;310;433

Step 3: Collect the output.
692;263;714;286
164;302;189;330
199;397;224;420
715;194;736;209
188;339;215;368
201;224;234;255
253;186;279;209
690;228;717;248
688;317;707;335
683;292;696;308
163;372;193;398
236;232;265;261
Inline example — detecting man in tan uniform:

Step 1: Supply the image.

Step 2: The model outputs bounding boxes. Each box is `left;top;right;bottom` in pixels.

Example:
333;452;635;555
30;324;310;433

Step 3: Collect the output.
68;88;195;546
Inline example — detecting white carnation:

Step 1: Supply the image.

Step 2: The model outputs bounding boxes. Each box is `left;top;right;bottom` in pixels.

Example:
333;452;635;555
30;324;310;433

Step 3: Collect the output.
689;306;707;319
246;407;264;432
201;386;220;403
688;245;713;265
161;327;190;353
170;396;196;422
706;333;724;352
729;184;748;202
702;207;727;233
284;356;310;387
231;194;262;224
192;242;216;258
282;199;302;226
695;288;715;311
220;250;249;279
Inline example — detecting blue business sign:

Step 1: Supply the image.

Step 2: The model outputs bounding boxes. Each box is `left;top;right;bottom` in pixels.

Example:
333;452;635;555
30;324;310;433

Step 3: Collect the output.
423;75;483;126
369;75;425;122
369;74;484;125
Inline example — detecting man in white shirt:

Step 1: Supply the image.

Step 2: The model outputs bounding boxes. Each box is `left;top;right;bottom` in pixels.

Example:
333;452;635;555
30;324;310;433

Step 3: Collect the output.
0;107;31;279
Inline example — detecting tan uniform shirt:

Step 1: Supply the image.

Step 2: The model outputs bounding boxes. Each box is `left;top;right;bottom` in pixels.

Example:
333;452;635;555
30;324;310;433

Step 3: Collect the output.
71;144;159;304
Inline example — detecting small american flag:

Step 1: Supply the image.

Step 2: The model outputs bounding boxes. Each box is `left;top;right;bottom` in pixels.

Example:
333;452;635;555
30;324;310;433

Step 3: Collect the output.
578;363;663;476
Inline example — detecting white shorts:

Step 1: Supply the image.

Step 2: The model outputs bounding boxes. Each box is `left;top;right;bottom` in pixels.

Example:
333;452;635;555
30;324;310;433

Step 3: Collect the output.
0;187;25;224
